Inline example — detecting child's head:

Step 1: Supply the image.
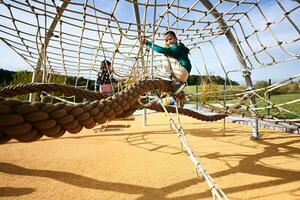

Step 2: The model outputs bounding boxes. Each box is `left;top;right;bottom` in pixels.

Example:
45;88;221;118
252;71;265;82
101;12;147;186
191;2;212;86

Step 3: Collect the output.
164;31;177;46
101;60;111;71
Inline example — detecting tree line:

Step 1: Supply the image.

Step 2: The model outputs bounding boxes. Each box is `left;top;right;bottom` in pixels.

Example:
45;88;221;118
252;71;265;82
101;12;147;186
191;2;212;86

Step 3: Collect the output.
0;68;240;87
0;68;94;101
187;75;239;85
2;68;298;102
0;68;94;89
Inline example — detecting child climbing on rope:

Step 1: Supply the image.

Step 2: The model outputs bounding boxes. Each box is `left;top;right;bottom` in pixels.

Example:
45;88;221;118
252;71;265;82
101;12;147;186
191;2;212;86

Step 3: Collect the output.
96;60;117;95
140;31;192;83
140;31;191;108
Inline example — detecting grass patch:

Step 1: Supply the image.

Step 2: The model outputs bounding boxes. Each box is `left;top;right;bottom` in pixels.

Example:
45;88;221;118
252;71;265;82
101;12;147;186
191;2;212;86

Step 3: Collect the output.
185;85;300;119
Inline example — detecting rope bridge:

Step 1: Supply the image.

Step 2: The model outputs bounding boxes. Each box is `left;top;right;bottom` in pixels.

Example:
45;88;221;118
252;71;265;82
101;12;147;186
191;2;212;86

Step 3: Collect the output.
0;0;299;124
0;79;227;144
0;79;233;199
0;1;299;199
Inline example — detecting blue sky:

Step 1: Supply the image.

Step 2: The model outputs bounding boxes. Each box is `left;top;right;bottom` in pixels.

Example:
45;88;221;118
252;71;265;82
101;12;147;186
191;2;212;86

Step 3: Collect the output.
0;0;299;84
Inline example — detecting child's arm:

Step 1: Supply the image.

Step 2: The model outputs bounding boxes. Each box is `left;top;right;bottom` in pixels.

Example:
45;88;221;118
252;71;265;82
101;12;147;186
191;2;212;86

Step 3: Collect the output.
97;72;106;85
146;40;178;58
96;72;102;91
111;75;118;84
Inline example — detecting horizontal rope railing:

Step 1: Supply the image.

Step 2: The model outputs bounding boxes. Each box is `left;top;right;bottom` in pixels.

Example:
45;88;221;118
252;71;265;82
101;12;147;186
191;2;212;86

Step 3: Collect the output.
0;80;227;144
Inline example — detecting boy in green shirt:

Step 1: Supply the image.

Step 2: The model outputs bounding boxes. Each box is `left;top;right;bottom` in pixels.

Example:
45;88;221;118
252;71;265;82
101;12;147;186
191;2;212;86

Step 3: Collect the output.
140;31;192;83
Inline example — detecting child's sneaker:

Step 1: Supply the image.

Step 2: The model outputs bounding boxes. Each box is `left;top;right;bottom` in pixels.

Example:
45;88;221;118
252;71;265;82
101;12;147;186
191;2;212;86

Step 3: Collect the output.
174;82;186;95
153;75;172;81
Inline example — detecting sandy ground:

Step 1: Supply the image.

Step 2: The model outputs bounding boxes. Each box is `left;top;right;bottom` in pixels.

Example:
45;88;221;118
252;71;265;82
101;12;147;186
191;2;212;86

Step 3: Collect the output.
0;112;299;200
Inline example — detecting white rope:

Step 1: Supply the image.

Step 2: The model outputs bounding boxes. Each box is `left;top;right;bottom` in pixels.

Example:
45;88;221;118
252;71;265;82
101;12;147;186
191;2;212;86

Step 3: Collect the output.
155;95;228;200
1;0;299;124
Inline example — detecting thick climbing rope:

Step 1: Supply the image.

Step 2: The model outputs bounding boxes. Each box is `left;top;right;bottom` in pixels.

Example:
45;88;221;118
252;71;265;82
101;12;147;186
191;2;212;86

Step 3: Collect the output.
0;83;109;100
0;79;226;144
147;103;225;122
1;0;299;123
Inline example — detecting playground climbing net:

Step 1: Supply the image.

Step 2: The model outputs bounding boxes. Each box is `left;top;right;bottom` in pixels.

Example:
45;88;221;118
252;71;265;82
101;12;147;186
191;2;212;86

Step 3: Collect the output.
0;0;299;124
0;1;299;199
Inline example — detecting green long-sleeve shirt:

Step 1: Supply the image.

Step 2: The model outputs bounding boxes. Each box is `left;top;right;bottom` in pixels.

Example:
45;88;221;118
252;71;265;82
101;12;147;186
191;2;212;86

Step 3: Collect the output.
146;40;192;73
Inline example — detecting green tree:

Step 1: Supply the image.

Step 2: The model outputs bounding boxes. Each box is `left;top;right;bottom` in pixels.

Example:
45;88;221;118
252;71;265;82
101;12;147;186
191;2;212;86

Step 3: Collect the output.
0;69;14;87
9;71;34;101
49;73;65;84
254;81;269;89
10;71;32;85
187;75;199;85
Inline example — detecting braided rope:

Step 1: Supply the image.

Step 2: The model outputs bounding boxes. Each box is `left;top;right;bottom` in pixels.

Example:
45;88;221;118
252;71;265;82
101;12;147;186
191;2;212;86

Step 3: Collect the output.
1;0;299;137
2;0;298;75
147;103;226;122
0;83;108;100
0;80;227;144
1;1;298;109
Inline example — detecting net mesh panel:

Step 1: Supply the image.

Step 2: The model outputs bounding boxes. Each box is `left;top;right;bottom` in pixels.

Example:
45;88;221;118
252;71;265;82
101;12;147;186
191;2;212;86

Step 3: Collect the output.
0;0;299;121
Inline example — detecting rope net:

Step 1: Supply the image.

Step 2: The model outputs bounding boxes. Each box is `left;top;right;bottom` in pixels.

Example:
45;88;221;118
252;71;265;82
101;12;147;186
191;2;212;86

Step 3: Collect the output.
0;0;299;124
1;1;299;199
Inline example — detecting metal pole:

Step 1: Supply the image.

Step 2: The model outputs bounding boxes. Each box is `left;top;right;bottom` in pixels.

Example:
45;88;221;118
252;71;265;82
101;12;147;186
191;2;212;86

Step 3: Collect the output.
35;1;70;72
267;79;271;116
200;0;259;139
133;0;148;126
29;71;37;102
42;0;47;84
196;77;199;110
243;70;258;139
150;0;157;79
30;1;70;102
223;75;227;136
143;107;147;126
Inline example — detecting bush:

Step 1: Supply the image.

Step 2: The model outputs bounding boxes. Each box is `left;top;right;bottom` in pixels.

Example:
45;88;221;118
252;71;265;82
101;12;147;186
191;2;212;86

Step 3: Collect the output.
199;82;218;102
272;83;300;95
254;81;300;96
254;81;269;89
9;71;35;101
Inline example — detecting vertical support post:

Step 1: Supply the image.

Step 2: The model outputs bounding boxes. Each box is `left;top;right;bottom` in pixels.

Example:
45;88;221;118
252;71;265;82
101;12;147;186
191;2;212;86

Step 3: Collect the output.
150;0;157;79
243;70;258;139
132;0;146;74
42;0;47;84
223;76;227;136
143;108;147;126
31;1;70;102
133;0;148;126
200;0;259;139
267;79;271;115
196;77;199;110
29;70;38;102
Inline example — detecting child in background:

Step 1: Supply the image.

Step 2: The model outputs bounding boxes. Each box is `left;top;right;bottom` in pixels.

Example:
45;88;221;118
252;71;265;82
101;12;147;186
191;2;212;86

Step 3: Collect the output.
96;60;117;95
140;31;192;83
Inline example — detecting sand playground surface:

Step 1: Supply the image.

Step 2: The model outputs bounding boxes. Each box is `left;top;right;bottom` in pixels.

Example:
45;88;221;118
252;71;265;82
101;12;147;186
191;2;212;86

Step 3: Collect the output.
0;112;299;200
